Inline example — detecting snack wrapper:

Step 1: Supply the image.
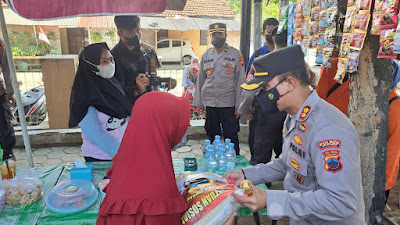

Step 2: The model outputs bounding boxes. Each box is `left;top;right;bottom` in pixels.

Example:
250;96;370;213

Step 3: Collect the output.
334;58;348;84
357;0;372;11
371;13;383;35
350;30;367;50
339;34;352;58
354;11;371;31
378;24;397;58
347;50;361;73
344;6;356;33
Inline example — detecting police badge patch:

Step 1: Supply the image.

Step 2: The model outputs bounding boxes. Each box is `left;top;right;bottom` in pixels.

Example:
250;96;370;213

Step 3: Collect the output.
294;135;303;145
318;139;341;150
298;122;307;133
322;150;343;173
299;105;311;120
291;158;300;171
294;174;304;184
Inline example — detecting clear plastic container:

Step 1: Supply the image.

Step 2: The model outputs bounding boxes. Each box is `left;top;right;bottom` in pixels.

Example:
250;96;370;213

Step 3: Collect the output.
46;179;98;214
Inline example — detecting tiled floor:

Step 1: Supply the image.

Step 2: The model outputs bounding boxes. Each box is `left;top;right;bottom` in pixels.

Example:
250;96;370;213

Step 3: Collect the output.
14;140;253;168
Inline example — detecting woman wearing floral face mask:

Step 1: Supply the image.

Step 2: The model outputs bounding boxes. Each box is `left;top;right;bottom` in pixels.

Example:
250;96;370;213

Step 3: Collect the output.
69;43;133;162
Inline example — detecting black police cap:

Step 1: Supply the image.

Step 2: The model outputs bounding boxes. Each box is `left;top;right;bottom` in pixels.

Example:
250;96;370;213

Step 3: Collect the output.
241;45;305;90
114;16;140;30
209;23;227;34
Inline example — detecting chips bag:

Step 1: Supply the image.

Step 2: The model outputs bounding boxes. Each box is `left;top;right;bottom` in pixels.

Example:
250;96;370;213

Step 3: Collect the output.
382;0;399;26
309;36;319;48
316;45;325;64
322;48;333;67
334;58;348;84
354;11;371;30
347;50;361;73
302;17;310;36
176;172;245;225
378;24;397;58
344;6;356;33
339;33;352;58
371;13;384;35
311;7;321;22
350;31;367;50
303;0;312;16
357;0;372;11
326;8;338;29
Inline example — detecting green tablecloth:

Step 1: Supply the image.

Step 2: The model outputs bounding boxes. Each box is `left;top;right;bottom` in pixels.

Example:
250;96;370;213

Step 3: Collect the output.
37;162;112;225
0;166;64;225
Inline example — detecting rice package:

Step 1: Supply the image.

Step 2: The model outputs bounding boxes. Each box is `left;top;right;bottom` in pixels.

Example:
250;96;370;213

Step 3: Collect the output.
176;172;245;225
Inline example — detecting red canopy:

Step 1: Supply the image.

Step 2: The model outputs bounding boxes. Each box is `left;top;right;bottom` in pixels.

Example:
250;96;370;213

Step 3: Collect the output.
4;0;186;20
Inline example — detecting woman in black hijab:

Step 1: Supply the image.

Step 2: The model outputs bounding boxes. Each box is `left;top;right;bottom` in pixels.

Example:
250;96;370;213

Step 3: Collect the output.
69;43;132;162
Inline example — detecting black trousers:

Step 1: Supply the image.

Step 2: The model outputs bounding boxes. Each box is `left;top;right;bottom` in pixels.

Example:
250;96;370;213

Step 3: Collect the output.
248;119;256;159
0;94;16;159
249;124;283;165
205;107;240;155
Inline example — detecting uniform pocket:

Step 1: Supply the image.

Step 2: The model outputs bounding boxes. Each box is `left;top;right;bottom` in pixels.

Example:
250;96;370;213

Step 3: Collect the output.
286;152;309;186
203;62;214;77
222;60;236;76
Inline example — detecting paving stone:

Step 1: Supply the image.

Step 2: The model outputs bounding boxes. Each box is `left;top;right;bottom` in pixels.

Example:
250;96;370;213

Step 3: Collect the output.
180;152;195;158
34;163;44;167
13;149;22;155
33;155;48;164
16;160;29;168
171;151;181;159
61;154;81;162
47;151;66;159
191;144;202;150
78;152;83;157
63;147;81;154
192;148;203;156
33;148;52;156
51;146;67;152
176;146;192;153
16;152;28;160
185;140;199;146
42;159;62;167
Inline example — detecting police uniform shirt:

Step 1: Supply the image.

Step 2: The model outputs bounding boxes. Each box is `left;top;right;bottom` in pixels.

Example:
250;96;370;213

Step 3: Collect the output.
194;44;246;108
243;91;366;225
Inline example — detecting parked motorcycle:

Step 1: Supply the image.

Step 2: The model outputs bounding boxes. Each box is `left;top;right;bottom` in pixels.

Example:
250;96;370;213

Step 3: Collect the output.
10;85;47;126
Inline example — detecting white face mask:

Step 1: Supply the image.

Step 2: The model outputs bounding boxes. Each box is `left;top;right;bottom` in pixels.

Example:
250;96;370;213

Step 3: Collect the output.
98;63;115;79
85;60;115;79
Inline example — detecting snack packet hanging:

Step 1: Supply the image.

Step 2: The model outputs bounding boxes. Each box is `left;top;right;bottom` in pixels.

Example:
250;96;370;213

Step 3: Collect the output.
294;28;303;42
288;18;295;46
319;10;329;28
344;6;356;33
321;0;329;9
324;28;336;48
347;50;361;73
334;58;348;84
310;22;319;35
354;11;371;30
309;36;319;48
279;5;289;33
357;0;372;11
322;48;333;67
371;13;384;35
328;0;338;7
382;0;399;26
301;38;309;55
302;17;310;36
374;0;384;12
393;17;400;53
350;30;367;50
339;33;352;57
316;45;325;64
378;24;397;58
296;1;304;14
303;0;312;16
311;7;321;22
295;15;304;28
326;8;338;29
348;0;357;7
318;30;327;45
289;3;296;17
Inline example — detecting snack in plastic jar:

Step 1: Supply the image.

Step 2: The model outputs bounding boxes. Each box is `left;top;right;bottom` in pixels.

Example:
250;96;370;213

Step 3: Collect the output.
311;7;320;22
3;168;42;206
339;34;352;58
354;11;371;30
378;25;397;58
303;0;312;17
357;0;372;10
176;172;245;225
347;50;361;73
326;8;337;29
344;6;356;33
371;13;383;35
350;31;367;50
334;58;348;84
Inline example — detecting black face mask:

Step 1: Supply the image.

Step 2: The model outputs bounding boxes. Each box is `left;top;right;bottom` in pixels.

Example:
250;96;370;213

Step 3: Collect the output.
124;34;140;47
265;34;273;43
255;80;289;114
212;37;226;48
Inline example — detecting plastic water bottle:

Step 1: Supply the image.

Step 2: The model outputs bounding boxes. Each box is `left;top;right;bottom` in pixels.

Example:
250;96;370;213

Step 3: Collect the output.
224;138;231;151
213;140;221;153
216;147;227;175
202;140;211;156
225;143;236;172
205;149;218;173
214;135;221;143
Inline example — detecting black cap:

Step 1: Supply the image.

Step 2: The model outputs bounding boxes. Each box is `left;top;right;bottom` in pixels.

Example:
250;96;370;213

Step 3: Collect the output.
241;45;305;90
114;16;140;30
209;23;227;34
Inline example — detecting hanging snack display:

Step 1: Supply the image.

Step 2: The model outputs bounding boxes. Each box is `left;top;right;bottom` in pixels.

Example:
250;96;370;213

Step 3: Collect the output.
357;0;372;11
279;5;289;33
382;0;399;26
339;34;352;57
344;6;357;32
334;58;348;83
347;50;361;72
378;25;397;58
393;18;400;53
355;11;371;30
371;13;384;35
288;3;296;46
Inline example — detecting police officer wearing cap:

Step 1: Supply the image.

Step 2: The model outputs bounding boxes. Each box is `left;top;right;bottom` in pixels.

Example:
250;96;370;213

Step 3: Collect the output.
194;23;246;155
112;16;161;104
224;45;366;225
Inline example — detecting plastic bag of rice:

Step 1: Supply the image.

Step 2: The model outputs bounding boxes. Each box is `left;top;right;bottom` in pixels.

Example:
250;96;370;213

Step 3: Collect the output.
176;172;245;225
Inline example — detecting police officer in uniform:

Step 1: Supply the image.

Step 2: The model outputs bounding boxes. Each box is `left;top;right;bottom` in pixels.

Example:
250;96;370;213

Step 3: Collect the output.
224;45;366;224
112;16;161;105
194;23;246;155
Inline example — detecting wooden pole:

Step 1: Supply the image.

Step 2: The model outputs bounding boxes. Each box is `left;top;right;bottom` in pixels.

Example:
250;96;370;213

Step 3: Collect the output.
88;27;92;44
